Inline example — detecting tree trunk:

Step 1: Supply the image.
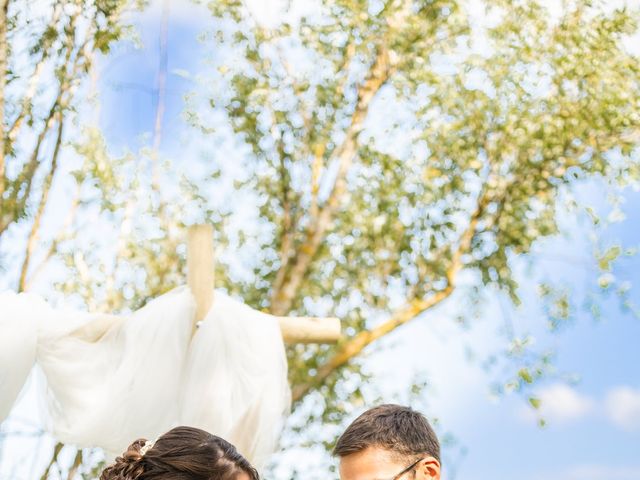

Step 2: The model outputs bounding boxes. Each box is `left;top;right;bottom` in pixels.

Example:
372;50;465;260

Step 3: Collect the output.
0;0;9;201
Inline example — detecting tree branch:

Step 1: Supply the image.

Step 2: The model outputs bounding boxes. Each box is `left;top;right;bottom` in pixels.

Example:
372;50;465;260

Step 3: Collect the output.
18;116;64;292
0;92;62;236
39;442;63;480
23;180;80;292
270;44;395;314
292;287;454;402
291;188;490;402
272;137;295;292
7;1;64;145
309;37;355;220
104;192;136;312
276;43;313;145
66;449;83;480
0;0;9;201
0;8;92;237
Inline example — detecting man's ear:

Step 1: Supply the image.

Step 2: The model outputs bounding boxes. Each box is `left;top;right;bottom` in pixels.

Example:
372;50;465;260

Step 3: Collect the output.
416;457;440;480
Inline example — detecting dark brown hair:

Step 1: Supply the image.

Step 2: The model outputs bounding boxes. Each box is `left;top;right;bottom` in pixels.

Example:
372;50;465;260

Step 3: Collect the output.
333;404;440;463
100;426;259;480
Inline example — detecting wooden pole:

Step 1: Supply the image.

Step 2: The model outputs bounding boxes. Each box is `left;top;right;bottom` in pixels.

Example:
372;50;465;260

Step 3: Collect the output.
187;224;214;329
276;316;341;344
186;224;341;343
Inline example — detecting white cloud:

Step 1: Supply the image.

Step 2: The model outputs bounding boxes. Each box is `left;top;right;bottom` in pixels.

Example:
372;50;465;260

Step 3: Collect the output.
518;384;640;431
605;386;640;431
527;464;640;480
538;384;594;422
520;384;594;424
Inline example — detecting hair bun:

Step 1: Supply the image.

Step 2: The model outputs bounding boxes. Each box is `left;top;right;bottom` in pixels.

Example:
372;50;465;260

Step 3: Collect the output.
100;439;147;480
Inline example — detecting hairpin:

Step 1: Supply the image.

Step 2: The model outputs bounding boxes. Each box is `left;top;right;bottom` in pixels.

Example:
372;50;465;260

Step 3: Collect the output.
140;439;156;456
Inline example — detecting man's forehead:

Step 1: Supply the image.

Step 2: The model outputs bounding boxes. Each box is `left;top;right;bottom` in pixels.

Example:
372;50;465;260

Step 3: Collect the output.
338;446;407;480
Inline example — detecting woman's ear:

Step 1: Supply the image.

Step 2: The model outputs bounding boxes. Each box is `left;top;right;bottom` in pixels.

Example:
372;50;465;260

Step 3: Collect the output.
416;457;441;480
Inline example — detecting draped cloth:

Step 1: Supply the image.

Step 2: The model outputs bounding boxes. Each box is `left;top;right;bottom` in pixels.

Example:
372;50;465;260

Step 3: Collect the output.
0;292;47;421
0;288;290;468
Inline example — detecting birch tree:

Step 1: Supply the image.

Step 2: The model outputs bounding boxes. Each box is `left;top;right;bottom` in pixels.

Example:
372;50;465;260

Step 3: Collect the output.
1;0;639;478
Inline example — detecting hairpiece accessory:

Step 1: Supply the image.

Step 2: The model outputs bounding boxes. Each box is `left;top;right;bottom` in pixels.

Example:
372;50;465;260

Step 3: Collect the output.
140;439;156;456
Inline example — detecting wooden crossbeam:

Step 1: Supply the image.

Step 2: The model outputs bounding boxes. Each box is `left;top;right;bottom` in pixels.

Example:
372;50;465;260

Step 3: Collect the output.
187;225;341;344
277;316;341;344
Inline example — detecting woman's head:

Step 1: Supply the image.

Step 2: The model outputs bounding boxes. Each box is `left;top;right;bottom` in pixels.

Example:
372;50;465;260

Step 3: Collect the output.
100;426;259;480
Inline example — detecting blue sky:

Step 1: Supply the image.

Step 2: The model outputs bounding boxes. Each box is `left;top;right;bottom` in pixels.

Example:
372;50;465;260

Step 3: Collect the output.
1;1;639;479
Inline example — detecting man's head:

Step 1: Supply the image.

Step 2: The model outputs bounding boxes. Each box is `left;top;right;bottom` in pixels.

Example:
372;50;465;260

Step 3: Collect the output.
334;404;441;480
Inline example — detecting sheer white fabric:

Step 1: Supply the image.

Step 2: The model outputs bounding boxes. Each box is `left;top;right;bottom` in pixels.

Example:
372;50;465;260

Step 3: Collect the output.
37;287;194;456
0;292;50;422
0;287;290;467
180;293;291;468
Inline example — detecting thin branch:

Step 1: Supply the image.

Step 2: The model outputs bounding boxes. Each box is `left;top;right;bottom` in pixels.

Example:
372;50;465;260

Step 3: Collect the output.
18;116;64;292
73;250;97;312
334;40;356;98
39;442;63;480
270;43;395;315
0;6;82;237
66;449;83;480
0;0;9;200
269;104;298;293
291;189;489;402
308;143;324;221
309;38;356;220
23;180;80;291
7;1;64;144
276;43;312;139
0;92;62;235
267;5;415;313
292;287;455;402
273;139;295;289
18;15;99;291
104;193;136;312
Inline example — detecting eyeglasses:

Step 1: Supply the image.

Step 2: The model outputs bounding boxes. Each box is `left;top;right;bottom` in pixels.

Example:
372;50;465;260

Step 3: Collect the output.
385;457;427;480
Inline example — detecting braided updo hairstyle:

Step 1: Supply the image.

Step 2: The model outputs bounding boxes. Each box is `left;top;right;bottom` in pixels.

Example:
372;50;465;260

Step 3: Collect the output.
100;426;259;480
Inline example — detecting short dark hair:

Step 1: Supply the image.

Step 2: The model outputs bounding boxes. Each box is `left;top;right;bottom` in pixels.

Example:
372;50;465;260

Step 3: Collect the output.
333;404;440;463
100;426;259;480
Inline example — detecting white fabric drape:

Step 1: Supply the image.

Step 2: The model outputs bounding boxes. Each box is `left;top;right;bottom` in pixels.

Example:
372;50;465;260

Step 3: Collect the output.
180;293;291;468
37;287;194;455
0;287;290;468
0;292;49;421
